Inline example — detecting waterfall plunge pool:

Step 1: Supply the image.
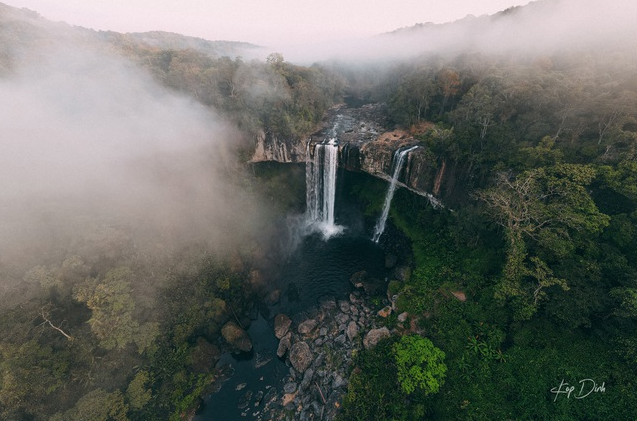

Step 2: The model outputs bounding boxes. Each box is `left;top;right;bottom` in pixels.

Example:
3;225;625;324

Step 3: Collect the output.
194;231;388;421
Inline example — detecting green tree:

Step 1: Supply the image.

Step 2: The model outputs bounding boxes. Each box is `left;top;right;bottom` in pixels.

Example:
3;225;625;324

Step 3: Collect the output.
73;267;139;350
393;334;447;395
51;389;129;421
126;371;152;410
478;164;609;318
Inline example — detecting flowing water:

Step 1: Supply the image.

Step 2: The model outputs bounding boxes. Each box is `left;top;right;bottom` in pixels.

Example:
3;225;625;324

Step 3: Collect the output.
372;145;418;242
305;139;343;239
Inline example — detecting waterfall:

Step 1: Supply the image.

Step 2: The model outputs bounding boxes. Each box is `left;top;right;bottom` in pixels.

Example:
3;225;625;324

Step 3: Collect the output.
305;138;343;239
372;146;418;243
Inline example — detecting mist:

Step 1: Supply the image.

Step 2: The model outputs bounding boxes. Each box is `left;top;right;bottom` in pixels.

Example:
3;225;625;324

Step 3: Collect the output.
0;40;262;273
280;0;637;64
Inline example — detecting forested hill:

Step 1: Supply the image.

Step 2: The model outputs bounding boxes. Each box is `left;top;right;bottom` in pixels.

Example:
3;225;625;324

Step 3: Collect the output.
0;0;636;420
0;3;259;60
0;2;343;143
382;0;637;57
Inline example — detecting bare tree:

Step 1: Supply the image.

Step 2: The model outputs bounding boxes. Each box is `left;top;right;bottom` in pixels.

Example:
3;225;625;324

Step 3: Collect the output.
39;306;73;341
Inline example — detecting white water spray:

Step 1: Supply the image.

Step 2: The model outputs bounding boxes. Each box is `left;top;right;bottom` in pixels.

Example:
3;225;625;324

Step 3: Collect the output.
305;137;343;239
372;146;418;243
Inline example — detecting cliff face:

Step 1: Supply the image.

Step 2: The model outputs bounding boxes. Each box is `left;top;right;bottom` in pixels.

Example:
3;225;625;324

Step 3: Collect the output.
249;104;461;206
250;130;307;163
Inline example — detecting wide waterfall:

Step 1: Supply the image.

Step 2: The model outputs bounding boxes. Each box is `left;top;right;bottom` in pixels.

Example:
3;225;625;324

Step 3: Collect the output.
372;145;419;243
305;138;343;239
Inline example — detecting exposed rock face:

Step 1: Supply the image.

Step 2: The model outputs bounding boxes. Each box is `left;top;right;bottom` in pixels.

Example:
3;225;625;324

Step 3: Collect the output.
221;322;252;352
289;341;313;373
274;313;292;339
248;104;457;205
250;130;305;163
363;327;391;350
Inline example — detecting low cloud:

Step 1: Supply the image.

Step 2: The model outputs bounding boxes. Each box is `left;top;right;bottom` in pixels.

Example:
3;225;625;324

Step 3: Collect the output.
0;42;261;269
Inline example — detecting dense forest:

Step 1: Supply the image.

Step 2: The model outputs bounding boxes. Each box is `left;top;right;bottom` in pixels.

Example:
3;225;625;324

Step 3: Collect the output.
335;39;637;421
1;1;637;420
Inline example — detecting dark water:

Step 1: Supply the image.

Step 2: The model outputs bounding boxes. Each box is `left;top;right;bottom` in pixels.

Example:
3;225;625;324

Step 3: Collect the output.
272;232;387;315
194;314;288;421
196;163;389;420
195;232;387;420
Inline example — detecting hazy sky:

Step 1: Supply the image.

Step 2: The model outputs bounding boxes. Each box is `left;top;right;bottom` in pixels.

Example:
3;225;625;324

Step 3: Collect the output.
3;0;532;46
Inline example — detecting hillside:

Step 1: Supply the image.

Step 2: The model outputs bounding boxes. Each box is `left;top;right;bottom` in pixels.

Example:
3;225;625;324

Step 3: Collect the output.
0;1;636;420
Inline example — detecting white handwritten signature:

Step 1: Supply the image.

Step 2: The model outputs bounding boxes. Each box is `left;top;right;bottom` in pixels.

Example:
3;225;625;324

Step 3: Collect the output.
550;379;606;402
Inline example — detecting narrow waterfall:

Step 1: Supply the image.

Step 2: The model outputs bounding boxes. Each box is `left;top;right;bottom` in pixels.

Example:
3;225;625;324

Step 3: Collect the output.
305;138;343;239
372;146;418;243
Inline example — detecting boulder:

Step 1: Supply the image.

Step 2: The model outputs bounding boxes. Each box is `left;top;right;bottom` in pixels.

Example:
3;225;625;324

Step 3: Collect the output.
335;313;349;325
265;289;281;305
377;306;392;318
398;312;409;322
332;374;348;389
395;266;411;282
319;297;337;311
282;392;296;407
350;271;367;288
221;321;252;352
346;321;359;342
451;291;467;302
277;332;291;358
363;327;390;350
298;319;318;335
338;300;351;313
191;337;220;373
289;341;313;373
300;368;314;391
274;313;292;339
362;277;385;296
284;382;298;394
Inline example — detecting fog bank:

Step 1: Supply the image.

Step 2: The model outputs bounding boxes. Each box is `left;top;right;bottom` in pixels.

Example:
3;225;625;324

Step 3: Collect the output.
0;43;261;269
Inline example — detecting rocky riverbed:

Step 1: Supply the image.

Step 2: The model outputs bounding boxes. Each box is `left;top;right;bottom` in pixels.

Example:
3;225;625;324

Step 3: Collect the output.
224;289;392;421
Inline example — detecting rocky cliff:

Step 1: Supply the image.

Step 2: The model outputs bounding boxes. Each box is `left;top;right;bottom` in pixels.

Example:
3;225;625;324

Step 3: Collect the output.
250;103;460;206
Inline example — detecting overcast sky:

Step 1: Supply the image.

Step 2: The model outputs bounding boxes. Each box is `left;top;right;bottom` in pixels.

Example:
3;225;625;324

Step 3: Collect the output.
3;0;532;47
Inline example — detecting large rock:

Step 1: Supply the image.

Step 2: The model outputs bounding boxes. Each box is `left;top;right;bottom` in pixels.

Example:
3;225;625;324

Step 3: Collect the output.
338;300;350;313
274;313;292;339
346;321;359;342
350;271;367;288
300;368;314;391
191;337;220;373
377;306;392;318
221;322;252;352
298;319;318;335
265;289;281;305
277;332;292;358
362;277;385;296
363;327;390;350
451;291;467;302
289;341;313;373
